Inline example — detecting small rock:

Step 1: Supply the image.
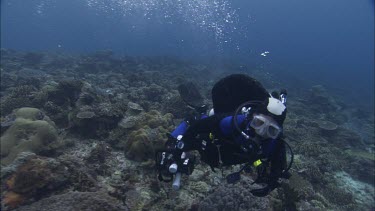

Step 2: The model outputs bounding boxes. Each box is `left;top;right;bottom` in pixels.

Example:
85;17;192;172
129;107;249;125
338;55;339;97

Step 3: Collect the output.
76;111;95;119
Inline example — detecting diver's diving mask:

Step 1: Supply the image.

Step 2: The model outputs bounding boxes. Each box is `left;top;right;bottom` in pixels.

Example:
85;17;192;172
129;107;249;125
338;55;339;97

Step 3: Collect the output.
250;114;282;139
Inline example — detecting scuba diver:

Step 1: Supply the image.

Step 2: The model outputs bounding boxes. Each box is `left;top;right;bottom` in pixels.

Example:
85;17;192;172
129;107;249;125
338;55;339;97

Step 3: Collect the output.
155;74;293;197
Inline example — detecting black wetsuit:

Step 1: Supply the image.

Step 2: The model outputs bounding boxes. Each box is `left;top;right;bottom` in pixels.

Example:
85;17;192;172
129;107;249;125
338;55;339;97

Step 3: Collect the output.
171;74;288;180
171;113;287;179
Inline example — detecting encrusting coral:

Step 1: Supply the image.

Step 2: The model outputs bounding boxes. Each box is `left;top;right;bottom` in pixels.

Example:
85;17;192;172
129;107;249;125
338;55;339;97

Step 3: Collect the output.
2;156;70;209
7;191;128;211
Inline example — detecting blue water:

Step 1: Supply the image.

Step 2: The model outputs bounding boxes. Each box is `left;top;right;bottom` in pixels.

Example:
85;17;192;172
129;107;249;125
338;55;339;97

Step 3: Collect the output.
1;0;374;107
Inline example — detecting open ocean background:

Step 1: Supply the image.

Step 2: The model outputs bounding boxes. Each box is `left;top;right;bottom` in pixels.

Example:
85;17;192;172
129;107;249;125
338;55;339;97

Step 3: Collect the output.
1;0;374;108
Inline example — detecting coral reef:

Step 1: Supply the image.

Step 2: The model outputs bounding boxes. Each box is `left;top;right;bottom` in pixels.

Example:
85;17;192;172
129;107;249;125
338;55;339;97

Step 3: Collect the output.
2;156;70;209
69;102;125;138
124;128;155;161
1;108;58;165
126;102;144;116
321;182;355;206
195;176;272;210
281;173;318;209
309;85;342;112
313;119;338;133
120;110;174;161
45;79;83;107
0;85;38;115
333;171;374;208
12;191;127;211
1;49;374;210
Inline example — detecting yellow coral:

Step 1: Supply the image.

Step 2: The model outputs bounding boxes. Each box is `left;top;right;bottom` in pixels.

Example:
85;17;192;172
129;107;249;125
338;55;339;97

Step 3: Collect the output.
144;110;173;129
121;110;174;161
15;107;42;120
125;129;154;162
0;108;57;165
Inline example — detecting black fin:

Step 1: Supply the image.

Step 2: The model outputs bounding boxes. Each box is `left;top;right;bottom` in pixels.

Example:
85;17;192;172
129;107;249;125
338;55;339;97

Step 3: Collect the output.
226;172;241;184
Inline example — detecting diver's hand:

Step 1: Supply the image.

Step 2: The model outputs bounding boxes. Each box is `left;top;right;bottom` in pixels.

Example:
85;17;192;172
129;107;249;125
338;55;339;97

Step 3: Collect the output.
250;179;280;197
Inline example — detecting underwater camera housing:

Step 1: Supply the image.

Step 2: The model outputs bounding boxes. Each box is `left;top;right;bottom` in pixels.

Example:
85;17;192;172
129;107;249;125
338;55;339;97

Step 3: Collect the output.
155;149;195;190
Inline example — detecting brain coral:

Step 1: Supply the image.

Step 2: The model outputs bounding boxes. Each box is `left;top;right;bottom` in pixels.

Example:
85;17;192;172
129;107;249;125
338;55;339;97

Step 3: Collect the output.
124;128;154;162
124;126;168;162
0;108;58;165
121;110;173;161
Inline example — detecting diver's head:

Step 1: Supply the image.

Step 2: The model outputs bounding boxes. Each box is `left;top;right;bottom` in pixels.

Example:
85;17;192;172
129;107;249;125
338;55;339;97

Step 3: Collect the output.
233;89;287;140
250;113;282;139
249;94;287;139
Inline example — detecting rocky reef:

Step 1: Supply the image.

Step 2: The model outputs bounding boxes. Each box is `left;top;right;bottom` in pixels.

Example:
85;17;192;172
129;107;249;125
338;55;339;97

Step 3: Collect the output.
1;49;374;210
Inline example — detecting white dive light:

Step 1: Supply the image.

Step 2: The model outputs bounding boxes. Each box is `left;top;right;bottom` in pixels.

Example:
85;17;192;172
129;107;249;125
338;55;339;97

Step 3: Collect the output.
172;172;182;190
267;97;286;115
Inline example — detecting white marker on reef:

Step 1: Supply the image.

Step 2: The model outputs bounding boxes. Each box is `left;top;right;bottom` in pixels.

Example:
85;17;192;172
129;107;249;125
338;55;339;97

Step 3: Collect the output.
261;51;270;57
